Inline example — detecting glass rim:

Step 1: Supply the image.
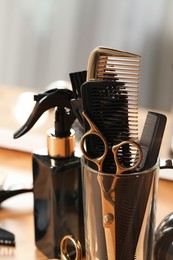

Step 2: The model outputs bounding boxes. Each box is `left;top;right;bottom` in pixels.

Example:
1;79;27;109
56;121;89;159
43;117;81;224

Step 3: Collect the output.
81;156;159;178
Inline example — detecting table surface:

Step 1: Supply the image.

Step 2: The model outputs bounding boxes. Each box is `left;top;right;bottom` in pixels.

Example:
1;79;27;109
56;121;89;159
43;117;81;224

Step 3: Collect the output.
0;87;173;259
1;149;173;260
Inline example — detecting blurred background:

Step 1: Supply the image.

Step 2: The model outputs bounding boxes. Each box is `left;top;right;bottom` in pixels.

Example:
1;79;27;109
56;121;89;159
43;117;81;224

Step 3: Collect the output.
0;0;173;111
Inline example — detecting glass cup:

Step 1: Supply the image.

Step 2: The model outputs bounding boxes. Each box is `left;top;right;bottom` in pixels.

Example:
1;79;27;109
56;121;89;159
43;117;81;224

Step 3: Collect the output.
81;157;173;260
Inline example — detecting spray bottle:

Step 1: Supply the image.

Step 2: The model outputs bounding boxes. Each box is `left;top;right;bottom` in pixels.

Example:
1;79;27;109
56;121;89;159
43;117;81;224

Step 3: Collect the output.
14;87;85;258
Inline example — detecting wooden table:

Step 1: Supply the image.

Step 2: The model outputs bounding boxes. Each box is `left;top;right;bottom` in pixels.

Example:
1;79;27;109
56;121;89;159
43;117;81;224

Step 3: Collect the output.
0;148;173;260
0;148;48;260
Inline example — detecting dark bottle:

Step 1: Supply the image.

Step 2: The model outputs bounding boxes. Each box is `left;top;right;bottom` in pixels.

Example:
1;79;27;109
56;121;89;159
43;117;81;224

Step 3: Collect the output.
14;88;85;259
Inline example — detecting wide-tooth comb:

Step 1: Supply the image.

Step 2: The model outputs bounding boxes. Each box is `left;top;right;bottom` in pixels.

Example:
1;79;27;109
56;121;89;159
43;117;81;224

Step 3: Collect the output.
87;46;141;139
87;46;140;82
81;80;139;173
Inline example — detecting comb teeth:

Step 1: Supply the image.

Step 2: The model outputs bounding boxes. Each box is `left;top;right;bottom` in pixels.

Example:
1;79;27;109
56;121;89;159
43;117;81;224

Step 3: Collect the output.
87;47;140;138
97;56;140;80
96;54;140;111
0;228;15;247
89;83;138;141
84;47;141;173
81;80;139;173
86;47;141;172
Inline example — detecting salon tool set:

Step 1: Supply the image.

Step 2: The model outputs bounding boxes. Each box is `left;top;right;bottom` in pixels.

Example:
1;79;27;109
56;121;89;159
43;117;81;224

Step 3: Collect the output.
70;46;167;259
6;44;167;260
70;46;167;175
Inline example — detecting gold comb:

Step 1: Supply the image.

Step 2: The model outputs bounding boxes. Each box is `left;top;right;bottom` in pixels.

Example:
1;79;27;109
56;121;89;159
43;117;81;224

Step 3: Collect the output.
87;46;140;81
87;47;141;165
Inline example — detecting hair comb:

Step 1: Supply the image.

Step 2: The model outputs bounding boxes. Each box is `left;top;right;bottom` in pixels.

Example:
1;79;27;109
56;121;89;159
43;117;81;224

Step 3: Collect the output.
82;47;141;173
87;46;140;138
0;228;15;247
69;70;87;127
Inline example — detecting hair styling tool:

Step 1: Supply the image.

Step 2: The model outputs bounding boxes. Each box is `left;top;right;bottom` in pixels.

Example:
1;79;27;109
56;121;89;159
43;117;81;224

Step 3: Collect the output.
81;47;141;258
87;46;140;82
96;151;142;260
120;111;167;260
58;235;82;260
81;80;139;173
80;111;142;173
84;47;141;173
69;70;87;127
80;111;143;259
0;228;15;247
69;70;87;99
87;47;140;132
87;47;140;127
0;183;33;204
139;111;167;170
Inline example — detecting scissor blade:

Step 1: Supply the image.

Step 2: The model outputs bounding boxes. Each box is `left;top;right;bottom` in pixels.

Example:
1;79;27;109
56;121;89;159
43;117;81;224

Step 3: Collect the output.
104;225;115;260
97;175;116;260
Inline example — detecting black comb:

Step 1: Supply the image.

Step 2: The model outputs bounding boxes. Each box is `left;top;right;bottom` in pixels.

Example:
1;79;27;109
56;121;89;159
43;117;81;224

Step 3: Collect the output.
69;70;87;127
0;228;15;247
120;111;167;259
81;80;138;173
69;70;87;99
139;111;167;170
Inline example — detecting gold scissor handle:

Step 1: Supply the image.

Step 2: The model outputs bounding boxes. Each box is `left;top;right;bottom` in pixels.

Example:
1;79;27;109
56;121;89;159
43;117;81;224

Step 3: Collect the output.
97;174;116;260
80;111;108;172
112;140;143;174
60;235;82;260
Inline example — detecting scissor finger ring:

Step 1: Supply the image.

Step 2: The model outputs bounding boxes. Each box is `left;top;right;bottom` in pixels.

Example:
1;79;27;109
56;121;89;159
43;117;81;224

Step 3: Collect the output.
60;235;82;260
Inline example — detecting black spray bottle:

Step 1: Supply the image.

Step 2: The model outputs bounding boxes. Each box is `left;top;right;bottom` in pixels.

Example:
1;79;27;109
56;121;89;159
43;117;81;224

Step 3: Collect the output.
14;88;85;258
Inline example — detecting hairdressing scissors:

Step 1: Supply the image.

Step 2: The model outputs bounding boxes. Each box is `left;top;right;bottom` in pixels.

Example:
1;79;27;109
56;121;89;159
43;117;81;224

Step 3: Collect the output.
80;111;143;174
58;235;82;260
80;111;143;259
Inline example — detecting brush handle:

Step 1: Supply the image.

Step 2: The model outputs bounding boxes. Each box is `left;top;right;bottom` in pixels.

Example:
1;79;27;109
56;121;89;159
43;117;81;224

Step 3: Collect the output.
0;187;33;203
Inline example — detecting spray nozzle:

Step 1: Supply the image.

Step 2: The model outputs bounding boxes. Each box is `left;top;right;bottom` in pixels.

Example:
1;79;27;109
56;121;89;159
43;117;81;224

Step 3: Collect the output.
14;88;76;139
